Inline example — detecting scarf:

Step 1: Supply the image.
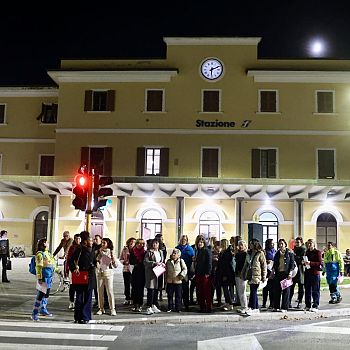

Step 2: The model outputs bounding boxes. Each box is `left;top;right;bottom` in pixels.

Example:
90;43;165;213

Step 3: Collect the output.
133;246;145;264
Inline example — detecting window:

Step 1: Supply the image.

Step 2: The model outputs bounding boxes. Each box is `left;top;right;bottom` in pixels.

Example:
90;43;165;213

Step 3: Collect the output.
84;90;115;112
0;104;6;124
39;155;55;176
136;147;169;176
199;211;220;242
251;148;277;178
141;209;162;239
316;213;337;248
146;90;164;112
259;212;279;245
316;90;335;113
202;90;220;112
80;147;112;175
36;103;57;124
317;149;335;179
259;90;278;113
202;148;219;177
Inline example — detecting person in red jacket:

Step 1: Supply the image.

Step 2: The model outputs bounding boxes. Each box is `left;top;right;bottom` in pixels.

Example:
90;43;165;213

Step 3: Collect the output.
302;238;322;312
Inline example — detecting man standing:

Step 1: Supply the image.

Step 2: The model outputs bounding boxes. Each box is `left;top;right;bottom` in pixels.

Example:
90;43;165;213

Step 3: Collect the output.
303;239;322;312
53;231;73;258
323;241;344;304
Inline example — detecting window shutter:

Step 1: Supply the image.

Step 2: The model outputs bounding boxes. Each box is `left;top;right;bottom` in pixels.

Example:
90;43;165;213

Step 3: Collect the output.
103;147;113;176
159;148;169;176
81;147;90;169
251;149;261;178
203;91;220;112
136;147;146;176
40;155;55;176
52;103;58;123
84;90;93;111
317;92;333;113
202;148;219;177
147;90;163;111
107;90;115;111
318;150;335;179
267;149;276;178
260;91;276;112
0;105;4;123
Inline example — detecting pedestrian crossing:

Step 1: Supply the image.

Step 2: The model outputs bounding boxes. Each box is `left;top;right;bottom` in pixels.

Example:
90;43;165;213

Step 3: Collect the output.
0;320;124;349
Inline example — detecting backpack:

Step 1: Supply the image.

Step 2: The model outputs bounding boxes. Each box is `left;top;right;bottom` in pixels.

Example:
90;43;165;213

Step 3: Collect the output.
29;256;36;275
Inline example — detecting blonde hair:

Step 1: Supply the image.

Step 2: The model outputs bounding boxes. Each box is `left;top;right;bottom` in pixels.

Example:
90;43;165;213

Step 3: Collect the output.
237;240;248;251
220;238;229;250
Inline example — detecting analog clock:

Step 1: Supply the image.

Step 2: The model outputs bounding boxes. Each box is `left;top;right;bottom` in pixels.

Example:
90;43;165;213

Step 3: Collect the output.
200;58;224;81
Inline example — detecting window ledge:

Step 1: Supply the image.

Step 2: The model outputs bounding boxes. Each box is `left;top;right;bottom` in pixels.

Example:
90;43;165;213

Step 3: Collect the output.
39;123;57;126
86;111;112;114
198;111;224;114
256;112;281;115
313;112;338;116
142;111;167;114
0;123;8;126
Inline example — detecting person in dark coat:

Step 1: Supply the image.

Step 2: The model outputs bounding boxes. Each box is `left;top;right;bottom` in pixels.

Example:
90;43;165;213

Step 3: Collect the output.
193;235;212;313
69;231;96;324
155;233;167;301
0;230;10;283
129;238;146;312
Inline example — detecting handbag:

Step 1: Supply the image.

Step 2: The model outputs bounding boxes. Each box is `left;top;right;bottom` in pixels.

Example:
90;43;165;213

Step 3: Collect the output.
71;249;89;285
5;259;11;270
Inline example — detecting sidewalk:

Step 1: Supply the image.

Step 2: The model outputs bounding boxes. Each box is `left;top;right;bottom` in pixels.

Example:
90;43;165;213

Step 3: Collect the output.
3;257;350;325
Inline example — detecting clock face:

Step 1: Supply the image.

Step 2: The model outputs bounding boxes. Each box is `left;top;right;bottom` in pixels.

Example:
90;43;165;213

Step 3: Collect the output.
200;58;224;81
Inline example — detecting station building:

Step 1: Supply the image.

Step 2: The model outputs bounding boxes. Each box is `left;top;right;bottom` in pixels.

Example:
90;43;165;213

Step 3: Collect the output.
2;37;350;254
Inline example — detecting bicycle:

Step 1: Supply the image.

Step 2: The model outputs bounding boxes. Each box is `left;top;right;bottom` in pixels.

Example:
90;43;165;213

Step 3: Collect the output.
51;257;70;295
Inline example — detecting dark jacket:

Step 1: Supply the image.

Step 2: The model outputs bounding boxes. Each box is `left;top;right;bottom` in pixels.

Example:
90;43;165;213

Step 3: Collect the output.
175;243;195;270
305;248;322;276
273;249;295;275
69;244;96;289
0;238;9;257
217;247;235;284
195;247;212;276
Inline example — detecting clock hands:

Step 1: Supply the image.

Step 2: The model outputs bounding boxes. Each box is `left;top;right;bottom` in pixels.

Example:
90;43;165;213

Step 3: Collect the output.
209;66;221;76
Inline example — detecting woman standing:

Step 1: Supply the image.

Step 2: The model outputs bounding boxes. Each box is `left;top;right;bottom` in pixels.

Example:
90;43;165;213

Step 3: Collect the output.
262;239;276;309
235;240;248;313
175;235;195;310
242;238;267;314
119;237;136;305
0;230;10;283
217;239;235;311
155;233;167;301
31;238;59;321
129;238;146;312
211;241;222;306
65;233;81;309
194;236;212;313
69;231;96;324
272;238;295;312
95;238;117;316
144;239;165;315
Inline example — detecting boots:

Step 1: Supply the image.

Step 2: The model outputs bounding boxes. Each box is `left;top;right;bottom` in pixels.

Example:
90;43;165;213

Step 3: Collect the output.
40;298;52;316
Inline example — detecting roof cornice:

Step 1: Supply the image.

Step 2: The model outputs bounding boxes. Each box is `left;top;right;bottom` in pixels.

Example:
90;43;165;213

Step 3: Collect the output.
247;70;350;83
0;87;58;97
47;70;178;84
164;37;261;46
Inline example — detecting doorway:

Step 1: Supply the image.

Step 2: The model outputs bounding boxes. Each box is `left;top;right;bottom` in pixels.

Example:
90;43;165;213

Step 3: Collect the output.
316;212;337;249
33;211;48;254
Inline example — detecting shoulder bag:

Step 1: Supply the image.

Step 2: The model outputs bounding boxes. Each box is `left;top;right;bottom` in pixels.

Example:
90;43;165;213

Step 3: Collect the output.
71;249;89;285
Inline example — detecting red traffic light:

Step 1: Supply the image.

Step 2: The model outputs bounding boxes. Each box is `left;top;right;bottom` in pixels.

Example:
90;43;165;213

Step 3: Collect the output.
72;172;89;211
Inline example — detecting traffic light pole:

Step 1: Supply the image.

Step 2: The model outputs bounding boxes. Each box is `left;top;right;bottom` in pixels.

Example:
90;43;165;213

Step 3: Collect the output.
85;169;95;232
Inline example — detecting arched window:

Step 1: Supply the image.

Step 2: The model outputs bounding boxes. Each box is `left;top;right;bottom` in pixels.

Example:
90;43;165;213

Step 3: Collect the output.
33;211;48;254
259;212;278;245
141;209;162;240
199;211;220;242
317;213;337;249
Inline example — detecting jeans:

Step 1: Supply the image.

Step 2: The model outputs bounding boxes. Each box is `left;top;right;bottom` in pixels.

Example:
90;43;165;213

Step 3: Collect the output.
181;279;190;307
274;271;291;310
304;273;320;308
0;254;8;281
123;271;132;300
248;283;259;309
74;286;93;322
167;283;182;311
146;288;159;307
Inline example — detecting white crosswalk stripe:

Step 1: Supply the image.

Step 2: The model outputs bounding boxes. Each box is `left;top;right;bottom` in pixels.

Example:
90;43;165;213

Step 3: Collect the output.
0;319;124;349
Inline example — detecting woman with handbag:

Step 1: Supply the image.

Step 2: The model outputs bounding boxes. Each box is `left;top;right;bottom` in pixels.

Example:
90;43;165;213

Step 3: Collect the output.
272;238;295;312
95;238;118;316
242;238;267;314
69;231;96;324
235;240;248;314
0;230;10;283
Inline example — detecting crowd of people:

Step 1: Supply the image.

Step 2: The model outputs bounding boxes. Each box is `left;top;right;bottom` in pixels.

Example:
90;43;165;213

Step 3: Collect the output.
24;230;346;322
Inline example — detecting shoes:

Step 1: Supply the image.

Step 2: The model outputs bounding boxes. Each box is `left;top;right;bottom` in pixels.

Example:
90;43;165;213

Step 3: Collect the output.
123;300;129;305
111;309;117;316
304;307;310;311
310;307;318;312
68;302;75;310
246;308;260;315
336;297;342;303
329;299;337;304
237;308;248;314
288;304;292;309
132;306;143;312
268;306;274;310
222;304;233;311
96;309;104;315
2;280;10;283
296;302;301;309
167;309;172;313
78;320;90;324
145;307;154;315
39;309;52;317
280;309;287;313
31;313;39;321
152;305;161;313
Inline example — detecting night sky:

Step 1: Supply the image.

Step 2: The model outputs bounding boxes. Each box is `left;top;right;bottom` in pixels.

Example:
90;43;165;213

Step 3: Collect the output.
2;2;350;85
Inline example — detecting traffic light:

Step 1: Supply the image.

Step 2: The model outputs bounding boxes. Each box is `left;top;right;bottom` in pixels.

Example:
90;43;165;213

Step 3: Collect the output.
72;167;89;211
93;175;113;211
